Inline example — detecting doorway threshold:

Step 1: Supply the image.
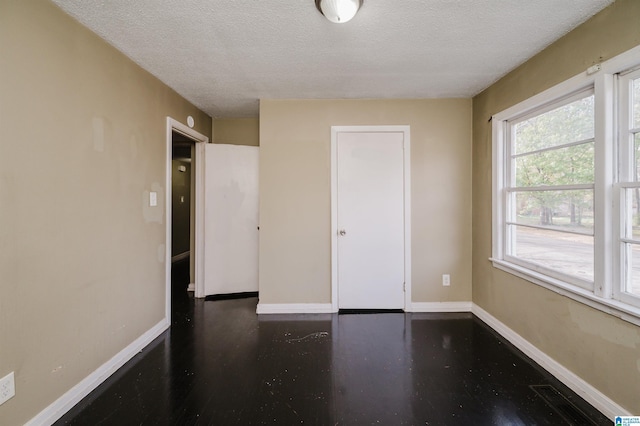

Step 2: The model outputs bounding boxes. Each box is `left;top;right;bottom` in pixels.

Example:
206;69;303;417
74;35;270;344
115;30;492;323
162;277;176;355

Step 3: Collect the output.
205;291;259;301
338;309;404;315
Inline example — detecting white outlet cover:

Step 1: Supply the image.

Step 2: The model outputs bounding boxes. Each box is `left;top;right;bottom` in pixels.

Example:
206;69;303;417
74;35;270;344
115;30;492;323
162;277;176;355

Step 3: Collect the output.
0;372;15;405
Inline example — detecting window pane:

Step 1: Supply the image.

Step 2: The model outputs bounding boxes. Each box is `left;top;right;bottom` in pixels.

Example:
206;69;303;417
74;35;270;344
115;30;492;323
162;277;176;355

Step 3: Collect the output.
623;188;640;240
626;244;640;297
635;133;640;182
510;225;594;282
515;143;594;187
633;78;640;129
513;190;594;234
514;94;594;154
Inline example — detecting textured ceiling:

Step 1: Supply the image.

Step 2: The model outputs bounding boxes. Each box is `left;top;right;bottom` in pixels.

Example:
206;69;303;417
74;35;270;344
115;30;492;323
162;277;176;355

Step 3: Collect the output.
51;0;614;118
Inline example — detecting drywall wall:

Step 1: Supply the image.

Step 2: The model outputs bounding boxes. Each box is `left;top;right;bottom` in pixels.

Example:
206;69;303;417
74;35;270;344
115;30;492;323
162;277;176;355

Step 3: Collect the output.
213;118;259;146
0;0;211;424
472;0;640;413
259;99;472;305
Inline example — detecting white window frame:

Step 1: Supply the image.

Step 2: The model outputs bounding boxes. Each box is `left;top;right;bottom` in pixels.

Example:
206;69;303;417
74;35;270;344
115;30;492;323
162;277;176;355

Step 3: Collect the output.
615;67;640;308
491;44;640;326
503;87;595;291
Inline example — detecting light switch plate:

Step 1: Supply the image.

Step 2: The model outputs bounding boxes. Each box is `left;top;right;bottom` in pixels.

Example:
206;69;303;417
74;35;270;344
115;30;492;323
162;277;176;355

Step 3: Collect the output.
149;191;157;207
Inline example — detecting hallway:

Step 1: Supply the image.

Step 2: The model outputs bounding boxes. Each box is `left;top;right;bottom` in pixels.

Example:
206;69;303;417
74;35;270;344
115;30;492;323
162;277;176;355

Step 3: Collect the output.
55;266;610;425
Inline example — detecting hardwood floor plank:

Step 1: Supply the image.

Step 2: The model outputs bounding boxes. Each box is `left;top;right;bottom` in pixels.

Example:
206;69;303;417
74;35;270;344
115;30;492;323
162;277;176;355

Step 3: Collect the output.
55;262;611;425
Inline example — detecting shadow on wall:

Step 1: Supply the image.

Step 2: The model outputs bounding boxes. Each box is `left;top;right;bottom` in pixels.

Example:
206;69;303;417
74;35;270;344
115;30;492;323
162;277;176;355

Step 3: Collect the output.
172;143;191;259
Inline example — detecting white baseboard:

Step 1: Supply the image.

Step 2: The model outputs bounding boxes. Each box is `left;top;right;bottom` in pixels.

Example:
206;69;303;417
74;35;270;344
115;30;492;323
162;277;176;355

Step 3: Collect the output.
256;303;335;314
408;301;472;312
187;282;195;292
471;303;629;419
26;319;170;426
256;302;473;314
27;301;627;423
171;251;190;263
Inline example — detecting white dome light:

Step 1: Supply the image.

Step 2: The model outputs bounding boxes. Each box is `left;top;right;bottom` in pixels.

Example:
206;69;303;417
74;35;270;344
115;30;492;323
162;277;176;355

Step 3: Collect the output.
316;0;362;24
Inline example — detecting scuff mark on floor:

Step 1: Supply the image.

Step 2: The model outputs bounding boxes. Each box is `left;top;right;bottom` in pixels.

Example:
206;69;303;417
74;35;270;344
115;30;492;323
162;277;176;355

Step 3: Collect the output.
286;331;329;343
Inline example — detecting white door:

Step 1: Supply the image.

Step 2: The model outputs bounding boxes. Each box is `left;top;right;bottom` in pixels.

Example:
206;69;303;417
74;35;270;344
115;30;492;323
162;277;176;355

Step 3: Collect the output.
204;144;259;296
336;130;406;309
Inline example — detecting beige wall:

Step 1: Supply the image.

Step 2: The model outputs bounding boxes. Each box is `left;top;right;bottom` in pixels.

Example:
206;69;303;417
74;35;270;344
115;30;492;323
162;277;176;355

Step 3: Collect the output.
214;117;260;146
259;99;472;305
0;0;211;424
472;0;640;413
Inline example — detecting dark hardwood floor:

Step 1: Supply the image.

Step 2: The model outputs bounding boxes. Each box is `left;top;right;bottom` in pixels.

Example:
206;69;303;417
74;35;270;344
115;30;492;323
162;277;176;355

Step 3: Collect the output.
55;259;611;425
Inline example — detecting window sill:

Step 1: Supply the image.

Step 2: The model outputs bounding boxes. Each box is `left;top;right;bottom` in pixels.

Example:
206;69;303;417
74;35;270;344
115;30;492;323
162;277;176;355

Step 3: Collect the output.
490;258;640;327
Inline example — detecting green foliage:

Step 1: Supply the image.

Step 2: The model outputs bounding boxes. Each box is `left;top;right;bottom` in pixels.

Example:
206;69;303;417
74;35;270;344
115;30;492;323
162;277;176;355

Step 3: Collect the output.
515;190;593;229
515;144;593;187
514;95;594;154
512;95;594;226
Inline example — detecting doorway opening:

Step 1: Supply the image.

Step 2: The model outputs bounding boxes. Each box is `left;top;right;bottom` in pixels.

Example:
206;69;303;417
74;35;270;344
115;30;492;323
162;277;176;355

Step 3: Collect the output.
171;133;193;309
165;118;209;324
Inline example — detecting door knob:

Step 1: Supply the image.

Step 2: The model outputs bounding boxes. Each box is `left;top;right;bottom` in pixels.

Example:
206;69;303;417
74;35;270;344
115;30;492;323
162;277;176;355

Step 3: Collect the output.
339;229;346;236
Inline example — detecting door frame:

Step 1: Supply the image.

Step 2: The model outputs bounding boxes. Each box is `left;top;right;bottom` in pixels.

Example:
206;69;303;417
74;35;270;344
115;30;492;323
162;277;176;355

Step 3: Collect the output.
165;117;209;323
330;125;412;312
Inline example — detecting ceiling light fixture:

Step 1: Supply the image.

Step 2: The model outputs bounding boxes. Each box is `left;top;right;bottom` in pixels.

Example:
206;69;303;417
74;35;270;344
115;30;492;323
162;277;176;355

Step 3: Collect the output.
315;0;362;24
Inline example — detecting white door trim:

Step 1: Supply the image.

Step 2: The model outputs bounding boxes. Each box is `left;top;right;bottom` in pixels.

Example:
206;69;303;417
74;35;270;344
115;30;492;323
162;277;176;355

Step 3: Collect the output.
330;125;411;311
165;118;209;323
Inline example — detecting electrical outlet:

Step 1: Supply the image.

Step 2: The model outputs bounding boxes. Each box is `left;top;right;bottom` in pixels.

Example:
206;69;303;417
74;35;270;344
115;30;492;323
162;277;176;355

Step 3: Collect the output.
442;274;450;286
0;372;15;405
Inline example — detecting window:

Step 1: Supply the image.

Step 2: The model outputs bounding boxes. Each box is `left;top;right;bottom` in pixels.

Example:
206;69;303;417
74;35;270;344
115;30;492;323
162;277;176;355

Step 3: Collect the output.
617;69;640;306
505;91;595;288
492;44;640;323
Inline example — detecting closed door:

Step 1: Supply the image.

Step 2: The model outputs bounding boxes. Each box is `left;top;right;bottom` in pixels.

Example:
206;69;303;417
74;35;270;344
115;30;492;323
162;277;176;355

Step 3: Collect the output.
337;131;405;309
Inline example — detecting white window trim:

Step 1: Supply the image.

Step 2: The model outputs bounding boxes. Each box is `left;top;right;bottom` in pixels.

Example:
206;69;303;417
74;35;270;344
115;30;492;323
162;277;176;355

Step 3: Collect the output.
491;44;640;327
504;86;596;291
614;67;640;308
